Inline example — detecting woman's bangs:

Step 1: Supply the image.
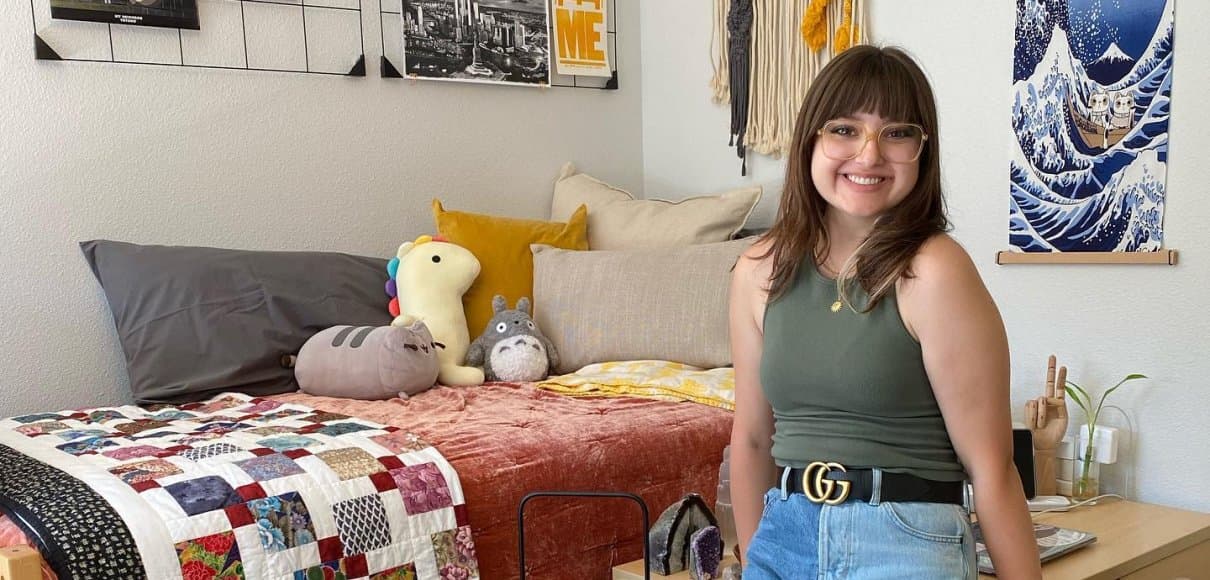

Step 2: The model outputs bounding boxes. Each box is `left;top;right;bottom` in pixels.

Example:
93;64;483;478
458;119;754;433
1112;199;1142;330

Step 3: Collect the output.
822;56;922;126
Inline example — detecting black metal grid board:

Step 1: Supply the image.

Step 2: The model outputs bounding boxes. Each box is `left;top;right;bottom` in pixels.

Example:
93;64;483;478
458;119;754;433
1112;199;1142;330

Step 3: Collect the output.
380;0;617;89
31;0;368;76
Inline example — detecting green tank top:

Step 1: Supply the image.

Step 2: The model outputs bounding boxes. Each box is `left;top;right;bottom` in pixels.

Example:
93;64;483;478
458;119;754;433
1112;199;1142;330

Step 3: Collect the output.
759;259;966;482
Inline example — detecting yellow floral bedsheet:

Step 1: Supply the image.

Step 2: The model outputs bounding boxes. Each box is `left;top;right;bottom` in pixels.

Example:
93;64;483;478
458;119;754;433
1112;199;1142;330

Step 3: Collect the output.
537;360;735;411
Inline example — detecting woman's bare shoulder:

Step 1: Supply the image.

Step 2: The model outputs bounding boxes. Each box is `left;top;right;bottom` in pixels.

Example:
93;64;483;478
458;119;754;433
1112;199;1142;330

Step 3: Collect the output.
909;233;978;282
736;237;775;279
899;233;989;311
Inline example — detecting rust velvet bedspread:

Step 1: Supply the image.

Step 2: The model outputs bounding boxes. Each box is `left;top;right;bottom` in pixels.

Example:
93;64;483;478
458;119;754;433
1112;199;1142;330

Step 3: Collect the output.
272;383;733;579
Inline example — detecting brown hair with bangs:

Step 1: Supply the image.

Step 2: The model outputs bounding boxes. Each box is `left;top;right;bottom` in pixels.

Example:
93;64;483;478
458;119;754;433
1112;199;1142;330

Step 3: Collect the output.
759;45;948;311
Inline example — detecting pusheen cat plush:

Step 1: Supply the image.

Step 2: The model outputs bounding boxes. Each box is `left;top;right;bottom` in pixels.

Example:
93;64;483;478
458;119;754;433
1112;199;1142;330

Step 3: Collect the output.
294;321;440;400
465;295;558;383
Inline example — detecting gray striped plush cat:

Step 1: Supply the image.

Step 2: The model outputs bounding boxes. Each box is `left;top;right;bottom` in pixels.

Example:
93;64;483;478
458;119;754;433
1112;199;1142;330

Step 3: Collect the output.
293;320;440;399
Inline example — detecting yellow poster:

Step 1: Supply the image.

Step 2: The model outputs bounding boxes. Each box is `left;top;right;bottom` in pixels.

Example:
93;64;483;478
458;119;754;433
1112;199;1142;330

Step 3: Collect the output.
552;0;611;77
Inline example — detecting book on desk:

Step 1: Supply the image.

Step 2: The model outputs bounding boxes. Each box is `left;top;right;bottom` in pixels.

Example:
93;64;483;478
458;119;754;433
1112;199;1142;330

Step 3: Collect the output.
973;521;1097;575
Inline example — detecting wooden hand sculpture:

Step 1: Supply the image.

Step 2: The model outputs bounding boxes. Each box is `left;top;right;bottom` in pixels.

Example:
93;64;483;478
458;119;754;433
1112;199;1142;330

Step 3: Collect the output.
1025;354;1069;495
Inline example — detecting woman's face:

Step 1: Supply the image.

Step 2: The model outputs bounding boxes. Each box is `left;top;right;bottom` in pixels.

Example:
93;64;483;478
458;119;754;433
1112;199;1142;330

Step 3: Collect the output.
810;111;921;225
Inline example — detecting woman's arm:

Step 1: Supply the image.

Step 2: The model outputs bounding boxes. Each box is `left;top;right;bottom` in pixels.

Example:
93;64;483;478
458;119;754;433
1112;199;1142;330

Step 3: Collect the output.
728;244;778;563
901;235;1041;580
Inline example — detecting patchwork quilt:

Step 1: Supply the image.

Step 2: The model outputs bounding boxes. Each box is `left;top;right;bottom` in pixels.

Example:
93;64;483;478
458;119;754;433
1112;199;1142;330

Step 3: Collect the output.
0;393;479;580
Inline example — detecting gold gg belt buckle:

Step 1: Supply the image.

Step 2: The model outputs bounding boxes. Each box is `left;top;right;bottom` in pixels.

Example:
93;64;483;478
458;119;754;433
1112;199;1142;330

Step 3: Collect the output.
803;461;851;505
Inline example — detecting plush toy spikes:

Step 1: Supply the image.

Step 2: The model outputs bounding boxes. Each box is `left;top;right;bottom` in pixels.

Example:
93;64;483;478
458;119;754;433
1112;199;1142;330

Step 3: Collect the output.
397;234;448;259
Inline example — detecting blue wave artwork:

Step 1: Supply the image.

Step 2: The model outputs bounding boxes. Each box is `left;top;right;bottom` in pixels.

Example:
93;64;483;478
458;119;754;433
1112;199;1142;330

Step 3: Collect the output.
1010;0;1173;252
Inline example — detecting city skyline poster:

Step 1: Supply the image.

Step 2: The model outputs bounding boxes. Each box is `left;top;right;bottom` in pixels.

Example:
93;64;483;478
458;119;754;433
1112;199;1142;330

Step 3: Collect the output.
402;0;551;86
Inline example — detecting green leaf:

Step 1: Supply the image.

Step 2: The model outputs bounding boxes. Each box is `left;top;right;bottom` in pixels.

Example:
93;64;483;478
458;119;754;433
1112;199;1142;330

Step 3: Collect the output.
1094;374;1148;429
1064;385;1091;419
308;567;326;580
1065;380;1091;407
178;544;204;564
217;562;245;580
200;549;226;572
1102;374;1147;401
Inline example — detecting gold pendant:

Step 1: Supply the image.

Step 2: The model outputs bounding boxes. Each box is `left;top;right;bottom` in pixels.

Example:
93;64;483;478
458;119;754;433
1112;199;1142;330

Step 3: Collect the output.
830;300;842;313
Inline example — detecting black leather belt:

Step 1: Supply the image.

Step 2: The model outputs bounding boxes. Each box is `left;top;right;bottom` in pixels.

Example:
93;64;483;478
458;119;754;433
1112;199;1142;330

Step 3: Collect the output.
781;463;964;505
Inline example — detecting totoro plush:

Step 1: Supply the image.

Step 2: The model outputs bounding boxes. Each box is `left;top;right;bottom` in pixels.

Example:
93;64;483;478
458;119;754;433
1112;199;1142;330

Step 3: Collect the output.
465;295;559;382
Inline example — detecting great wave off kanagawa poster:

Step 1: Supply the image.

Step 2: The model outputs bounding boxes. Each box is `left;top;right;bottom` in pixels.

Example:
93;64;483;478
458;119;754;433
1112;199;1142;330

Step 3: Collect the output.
1010;0;1174;252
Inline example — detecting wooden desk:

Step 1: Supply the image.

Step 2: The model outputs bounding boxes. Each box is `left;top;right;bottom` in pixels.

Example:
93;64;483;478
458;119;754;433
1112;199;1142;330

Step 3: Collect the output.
983;499;1210;579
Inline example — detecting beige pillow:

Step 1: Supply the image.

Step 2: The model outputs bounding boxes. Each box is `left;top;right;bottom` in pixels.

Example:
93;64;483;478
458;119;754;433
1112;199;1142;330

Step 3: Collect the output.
531;238;754;374
550;162;762;250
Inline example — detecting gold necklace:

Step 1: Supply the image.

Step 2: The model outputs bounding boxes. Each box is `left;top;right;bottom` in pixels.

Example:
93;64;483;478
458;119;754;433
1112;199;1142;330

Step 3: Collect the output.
819;261;844;313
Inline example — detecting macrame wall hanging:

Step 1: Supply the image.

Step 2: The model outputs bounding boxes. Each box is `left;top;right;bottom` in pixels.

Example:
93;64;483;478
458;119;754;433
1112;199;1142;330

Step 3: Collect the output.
711;0;869;175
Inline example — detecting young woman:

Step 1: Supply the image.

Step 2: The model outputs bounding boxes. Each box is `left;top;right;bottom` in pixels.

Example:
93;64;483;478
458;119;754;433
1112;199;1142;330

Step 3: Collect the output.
729;46;1041;579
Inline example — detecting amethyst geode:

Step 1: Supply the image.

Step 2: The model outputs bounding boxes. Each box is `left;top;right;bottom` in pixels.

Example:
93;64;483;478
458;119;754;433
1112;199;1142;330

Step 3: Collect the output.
648;493;722;575
688;525;723;580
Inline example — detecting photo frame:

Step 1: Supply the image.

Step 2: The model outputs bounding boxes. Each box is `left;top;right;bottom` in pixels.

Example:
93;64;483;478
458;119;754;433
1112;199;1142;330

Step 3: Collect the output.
50;0;200;30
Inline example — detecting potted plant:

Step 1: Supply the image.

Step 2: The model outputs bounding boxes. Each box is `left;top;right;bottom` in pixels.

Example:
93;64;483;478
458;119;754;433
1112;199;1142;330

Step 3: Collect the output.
1064;372;1147;501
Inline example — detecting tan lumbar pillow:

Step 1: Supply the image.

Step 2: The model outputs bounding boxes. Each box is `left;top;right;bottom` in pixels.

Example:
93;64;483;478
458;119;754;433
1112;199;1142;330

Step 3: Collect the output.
549;162;761;250
531;238;754;374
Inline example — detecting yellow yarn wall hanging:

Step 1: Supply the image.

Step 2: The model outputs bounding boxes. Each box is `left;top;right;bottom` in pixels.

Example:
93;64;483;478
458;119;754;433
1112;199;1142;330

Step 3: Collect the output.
801;0;830;53
833;0;858;53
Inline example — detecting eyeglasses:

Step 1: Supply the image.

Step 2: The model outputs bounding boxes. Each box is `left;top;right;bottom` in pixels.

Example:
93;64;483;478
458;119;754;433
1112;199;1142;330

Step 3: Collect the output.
815;120;928;163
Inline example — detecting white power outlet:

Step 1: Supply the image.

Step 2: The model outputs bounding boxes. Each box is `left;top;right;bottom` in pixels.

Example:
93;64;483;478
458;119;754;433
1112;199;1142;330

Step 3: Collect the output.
1056;436;1076;460
1076;424;1119;464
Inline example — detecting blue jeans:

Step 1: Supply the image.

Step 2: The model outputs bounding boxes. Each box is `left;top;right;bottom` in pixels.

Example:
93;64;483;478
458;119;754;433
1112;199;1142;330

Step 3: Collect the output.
744;487;977;579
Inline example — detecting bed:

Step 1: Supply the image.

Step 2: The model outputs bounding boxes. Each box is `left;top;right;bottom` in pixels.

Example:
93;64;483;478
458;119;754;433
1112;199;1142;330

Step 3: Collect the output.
0;382;733;579
15;221;746;579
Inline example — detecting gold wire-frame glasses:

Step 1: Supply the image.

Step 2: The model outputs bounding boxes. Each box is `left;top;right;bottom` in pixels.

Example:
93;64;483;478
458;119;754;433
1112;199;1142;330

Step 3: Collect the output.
815;120;929;163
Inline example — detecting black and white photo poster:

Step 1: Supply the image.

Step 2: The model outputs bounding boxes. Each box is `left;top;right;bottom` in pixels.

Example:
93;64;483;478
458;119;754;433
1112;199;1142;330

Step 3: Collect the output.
402;0;550;86
50;0;200;29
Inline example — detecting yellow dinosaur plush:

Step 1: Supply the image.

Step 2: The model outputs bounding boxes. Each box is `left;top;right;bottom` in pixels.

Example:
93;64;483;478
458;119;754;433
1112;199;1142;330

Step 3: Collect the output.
390;235;485;386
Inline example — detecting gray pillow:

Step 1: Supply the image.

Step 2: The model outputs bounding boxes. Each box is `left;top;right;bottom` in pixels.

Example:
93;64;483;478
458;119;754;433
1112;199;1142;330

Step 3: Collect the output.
531;238;753;374
81;240;392;404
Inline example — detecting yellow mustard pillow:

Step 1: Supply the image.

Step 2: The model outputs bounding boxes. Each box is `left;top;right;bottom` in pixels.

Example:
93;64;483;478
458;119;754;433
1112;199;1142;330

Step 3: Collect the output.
432;199;588;339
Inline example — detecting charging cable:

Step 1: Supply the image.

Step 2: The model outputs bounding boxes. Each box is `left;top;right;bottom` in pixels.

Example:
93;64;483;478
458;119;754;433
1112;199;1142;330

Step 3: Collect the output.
1030;493;1126;519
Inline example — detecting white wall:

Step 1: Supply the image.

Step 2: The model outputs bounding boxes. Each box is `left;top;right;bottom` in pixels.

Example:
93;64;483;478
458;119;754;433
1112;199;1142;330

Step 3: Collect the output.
641;1;1210;512
638;1;784;224
0;1;643;415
